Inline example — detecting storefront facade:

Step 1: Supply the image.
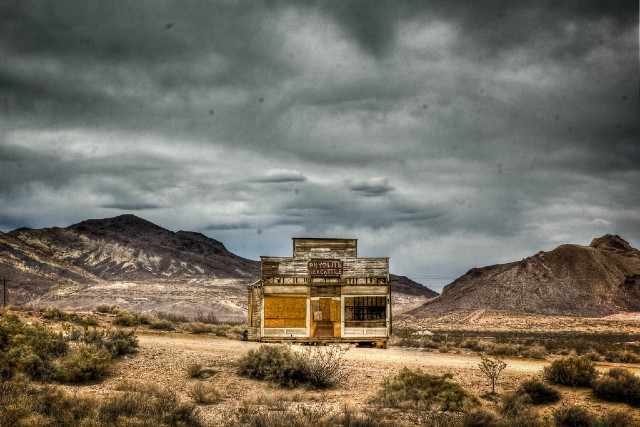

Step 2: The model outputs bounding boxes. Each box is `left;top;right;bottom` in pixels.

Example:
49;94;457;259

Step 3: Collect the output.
247;238;391;346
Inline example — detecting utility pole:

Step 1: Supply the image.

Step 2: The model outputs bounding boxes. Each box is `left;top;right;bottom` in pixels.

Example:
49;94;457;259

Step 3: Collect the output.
2;278;6;307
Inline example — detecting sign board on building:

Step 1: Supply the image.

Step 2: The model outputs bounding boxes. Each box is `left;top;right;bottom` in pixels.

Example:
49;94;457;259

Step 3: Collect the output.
308;259;343;276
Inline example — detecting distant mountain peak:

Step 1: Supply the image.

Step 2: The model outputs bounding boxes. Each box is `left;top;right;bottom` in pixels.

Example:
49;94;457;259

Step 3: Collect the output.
590;234;634;252
408;235;640;318
69;214;166;234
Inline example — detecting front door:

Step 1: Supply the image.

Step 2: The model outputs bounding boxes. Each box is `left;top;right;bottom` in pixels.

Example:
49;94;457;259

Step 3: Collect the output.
313;298;334;337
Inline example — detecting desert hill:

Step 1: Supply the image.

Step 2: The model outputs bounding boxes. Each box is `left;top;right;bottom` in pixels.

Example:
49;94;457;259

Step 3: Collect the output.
1;215;436;319
407;234;640;318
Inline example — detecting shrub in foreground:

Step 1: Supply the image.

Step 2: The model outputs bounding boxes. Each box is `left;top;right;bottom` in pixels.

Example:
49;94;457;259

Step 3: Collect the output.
553;405;596;427
463;409;499;427
72;327;138;357
0;314;67;380
374;367;476;411
592;368;640;407
516;378;560;404
187;363;218;379
189;382;222;404
95;304;119;314
52;345;111;383
544;356;597;387
599;411;635;427
238;344;348;389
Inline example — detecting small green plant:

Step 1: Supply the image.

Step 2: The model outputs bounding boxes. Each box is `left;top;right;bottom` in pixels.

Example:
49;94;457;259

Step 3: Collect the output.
544;356;597;387
52;345;111;383
478;354;507;394
516;378;560;404
592;368;640;407
113;310;148;327
374;367;476;411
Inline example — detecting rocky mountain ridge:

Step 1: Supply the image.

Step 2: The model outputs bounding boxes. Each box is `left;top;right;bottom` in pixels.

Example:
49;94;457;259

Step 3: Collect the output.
0;215;436;319
407;234;640;317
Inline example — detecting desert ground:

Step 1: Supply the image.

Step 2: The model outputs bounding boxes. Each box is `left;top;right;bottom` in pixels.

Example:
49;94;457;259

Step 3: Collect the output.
62;328;640;425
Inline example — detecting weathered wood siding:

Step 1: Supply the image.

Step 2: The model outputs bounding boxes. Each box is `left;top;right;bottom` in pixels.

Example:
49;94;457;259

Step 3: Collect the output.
293;238;357;258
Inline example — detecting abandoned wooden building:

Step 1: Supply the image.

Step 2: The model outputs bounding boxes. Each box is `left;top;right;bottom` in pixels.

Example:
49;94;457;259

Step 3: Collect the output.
247;238;391;346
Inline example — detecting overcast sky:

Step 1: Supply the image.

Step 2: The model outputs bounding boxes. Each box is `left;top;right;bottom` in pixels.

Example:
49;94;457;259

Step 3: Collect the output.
1;1;638;290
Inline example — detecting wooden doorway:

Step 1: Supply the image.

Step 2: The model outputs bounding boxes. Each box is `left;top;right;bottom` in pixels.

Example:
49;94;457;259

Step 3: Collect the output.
312;297;341;338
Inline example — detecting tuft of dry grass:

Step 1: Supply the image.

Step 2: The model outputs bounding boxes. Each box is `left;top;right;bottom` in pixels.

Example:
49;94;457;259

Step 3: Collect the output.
189;382;223;405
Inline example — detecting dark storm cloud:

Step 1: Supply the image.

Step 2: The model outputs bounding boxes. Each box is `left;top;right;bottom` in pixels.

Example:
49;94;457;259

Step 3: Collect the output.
0;0;638;288
349;178;394;196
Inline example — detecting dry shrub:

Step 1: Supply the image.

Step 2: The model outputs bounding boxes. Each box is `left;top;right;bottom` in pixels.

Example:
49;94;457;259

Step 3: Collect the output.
238;344;348;389
184;322;214;334
193;311;220;324
600;411;635;427
95;304;119;314
156;311;190;323
553;405;596;427
113;310;147;326
603;351;640;364
543;356;597;387
99;381;203;426
187;363;218;379
463;409;499;427
149;319;176;331
478;355;507;394
225;404;392;427
72;327;138;357
189;382;222;404
516;378;560;404
592;368;640;406
374;367;476;412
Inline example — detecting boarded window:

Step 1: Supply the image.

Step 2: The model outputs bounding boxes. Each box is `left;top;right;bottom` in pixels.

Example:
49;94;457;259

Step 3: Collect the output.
344;296;386;322
264;296;307;328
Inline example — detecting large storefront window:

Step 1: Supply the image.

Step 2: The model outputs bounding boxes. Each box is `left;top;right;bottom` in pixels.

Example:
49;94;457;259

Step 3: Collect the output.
344;296;386;326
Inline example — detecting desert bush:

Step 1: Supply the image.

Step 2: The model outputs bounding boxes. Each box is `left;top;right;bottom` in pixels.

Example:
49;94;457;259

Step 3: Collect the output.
52;344;111;383
520;345;547;360
225;403;392;427
395;336;440;349
463;409;499;427
516;378;560;404
0;314;67;380
184;322;214;334
99;381;203;426
113;310;149;326
488;343;520;357
150;319;176;331
374;367;476;411
156;311;191;323
479;355;507;394
41;306;70;321
544;356;597;387
73;327;138;357
0;377;96;425
95;304;119;314
189;382;222;404
193;311;220;324
592;368;640;406
238;344;348;389
603;351;640;364
599;411;634;427
187;363;218;379
501;392;531;418
553;405;596;427
296;345;349;388
1;377;202;426
461;338;491;353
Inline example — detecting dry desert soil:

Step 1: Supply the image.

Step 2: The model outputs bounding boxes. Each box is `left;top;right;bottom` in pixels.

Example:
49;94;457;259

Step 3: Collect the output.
62;330;640;426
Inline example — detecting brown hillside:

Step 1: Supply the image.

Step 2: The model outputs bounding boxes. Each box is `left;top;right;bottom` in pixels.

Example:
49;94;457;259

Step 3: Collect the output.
408;234;640;317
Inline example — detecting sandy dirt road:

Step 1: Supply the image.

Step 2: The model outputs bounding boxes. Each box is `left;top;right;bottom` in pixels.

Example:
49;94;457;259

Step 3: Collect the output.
136;332;640;376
